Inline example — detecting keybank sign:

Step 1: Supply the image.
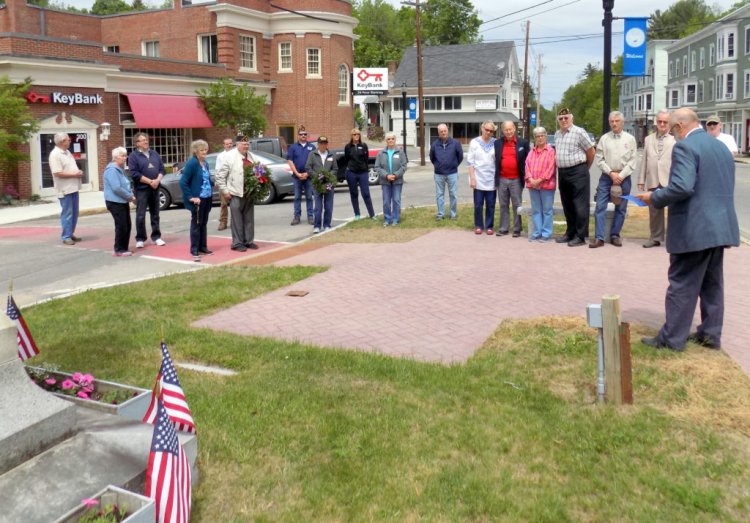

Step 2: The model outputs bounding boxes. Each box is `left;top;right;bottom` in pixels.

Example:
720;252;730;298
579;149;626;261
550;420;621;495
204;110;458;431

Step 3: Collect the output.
52;92;104;105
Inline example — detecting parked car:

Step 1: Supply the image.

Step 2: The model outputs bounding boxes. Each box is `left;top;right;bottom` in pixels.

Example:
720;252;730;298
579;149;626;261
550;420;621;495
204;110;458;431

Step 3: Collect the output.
249;136;288;159
158;151;294;210
331;145;382;185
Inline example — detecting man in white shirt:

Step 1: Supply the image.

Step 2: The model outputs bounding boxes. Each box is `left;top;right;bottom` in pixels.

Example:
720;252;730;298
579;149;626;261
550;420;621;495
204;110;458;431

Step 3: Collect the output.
705;115;738;157
48;132;83;245
214;137;234;230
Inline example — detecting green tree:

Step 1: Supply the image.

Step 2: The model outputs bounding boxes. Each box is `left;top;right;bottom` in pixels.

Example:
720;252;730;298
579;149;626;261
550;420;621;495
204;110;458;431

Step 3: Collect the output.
352;0;414;67
558;57;622;137
0;76;40;182
421;0;482;46
648;0;717;39
91;0;133;15
196;77;267;137
131;0;147;10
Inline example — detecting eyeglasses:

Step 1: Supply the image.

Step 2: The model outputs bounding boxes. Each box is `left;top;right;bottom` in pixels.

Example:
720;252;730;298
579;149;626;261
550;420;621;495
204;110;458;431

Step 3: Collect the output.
534;134;546;138
656;120;669;124
352;133;361;136
386;137;396;141
483;128;494;132
557;116;570;121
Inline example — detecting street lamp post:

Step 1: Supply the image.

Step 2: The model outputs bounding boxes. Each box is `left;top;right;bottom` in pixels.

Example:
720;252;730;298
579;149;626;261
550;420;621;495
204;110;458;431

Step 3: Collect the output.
603;0;614;134
401;83;407;155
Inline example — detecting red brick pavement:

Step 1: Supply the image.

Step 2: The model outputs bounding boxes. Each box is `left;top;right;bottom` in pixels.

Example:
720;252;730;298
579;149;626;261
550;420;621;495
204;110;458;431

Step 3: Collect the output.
195;230;749;373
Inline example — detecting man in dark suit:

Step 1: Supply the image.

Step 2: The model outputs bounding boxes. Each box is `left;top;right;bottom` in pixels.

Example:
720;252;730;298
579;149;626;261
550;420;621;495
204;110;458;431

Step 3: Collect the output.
639;108;740;351
494;121;529;237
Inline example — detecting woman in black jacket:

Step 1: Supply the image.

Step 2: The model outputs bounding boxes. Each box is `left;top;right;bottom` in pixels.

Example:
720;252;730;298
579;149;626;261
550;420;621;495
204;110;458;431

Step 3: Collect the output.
341;128;376;220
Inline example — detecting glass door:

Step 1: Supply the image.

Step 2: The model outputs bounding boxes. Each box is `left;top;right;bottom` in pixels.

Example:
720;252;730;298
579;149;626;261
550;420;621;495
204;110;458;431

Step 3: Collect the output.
40;133;90;190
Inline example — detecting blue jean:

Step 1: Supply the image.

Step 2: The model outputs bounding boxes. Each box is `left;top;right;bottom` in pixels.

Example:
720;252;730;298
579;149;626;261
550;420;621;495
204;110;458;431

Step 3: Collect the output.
528;189;555;239
346;170;375;217
59;192;79;241
382;183;402;224
293;176;313;218
314;188;334;228
594;174;631;241
473;189;496;230
434;173;458;218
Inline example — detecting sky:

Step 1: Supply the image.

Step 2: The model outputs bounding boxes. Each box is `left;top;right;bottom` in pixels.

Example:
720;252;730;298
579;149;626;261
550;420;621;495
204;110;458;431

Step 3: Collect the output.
380;0;737;107
58;0;736;107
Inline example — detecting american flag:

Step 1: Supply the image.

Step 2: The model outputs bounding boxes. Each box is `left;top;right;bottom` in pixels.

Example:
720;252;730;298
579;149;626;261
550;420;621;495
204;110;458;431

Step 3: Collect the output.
143;342;196;434
6;294;39;361
145;399;192;523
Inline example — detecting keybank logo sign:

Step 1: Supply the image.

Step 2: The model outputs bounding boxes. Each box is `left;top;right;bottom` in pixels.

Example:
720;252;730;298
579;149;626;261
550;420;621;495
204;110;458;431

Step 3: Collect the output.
25;91;103;105
51;92;104;105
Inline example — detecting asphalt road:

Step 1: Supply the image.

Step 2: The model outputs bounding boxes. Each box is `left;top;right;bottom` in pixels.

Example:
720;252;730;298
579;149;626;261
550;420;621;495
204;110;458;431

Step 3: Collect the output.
1;156;748;307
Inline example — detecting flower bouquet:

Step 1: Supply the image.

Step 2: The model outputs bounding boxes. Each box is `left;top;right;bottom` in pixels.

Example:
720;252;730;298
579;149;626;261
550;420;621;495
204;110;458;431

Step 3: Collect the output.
243;160;271;204
311;169;337;194
56;485;155;523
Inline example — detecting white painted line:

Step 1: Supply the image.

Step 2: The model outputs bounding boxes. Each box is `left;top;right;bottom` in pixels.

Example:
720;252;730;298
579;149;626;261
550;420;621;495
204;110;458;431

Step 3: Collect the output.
175;362;238;376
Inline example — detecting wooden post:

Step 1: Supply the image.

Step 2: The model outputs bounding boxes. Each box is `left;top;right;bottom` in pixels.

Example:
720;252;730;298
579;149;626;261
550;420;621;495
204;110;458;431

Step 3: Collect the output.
619;322;633;404
602;295;623;404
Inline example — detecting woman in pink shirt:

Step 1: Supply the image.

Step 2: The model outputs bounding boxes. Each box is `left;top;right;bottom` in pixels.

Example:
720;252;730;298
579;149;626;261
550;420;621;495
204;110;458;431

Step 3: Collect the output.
525;128;557;242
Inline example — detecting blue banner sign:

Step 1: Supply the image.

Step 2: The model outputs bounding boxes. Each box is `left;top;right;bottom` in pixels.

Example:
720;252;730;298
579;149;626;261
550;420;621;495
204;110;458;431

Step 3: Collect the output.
623;18;648;76
408;98;417;120
530;111;537;126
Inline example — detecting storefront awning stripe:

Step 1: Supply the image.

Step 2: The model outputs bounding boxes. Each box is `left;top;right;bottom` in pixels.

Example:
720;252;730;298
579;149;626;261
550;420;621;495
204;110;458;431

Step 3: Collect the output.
124;94;213;128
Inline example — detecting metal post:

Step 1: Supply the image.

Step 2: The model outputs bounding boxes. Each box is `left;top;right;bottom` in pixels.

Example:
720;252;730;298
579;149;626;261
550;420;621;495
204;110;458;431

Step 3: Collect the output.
401;83;407;156
602;0;614;134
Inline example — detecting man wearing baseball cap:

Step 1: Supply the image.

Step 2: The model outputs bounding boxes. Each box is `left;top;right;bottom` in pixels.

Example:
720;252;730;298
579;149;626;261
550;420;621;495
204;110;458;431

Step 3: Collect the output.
705;115;738;157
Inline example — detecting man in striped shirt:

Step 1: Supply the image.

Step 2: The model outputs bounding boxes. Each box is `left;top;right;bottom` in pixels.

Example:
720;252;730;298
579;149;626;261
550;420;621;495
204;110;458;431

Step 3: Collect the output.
553;108;595;247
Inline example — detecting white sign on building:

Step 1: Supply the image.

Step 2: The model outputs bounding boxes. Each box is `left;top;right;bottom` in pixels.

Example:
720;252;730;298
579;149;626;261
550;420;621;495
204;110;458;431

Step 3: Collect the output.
475;99;497;110
353;68;389;95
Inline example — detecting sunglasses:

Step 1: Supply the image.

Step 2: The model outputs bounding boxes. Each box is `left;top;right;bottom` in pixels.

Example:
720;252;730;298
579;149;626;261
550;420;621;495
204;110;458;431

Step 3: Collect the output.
706;122;719;127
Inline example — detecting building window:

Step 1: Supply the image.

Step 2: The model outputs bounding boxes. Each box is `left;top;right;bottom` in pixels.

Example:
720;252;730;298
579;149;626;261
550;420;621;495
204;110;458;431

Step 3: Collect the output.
744;71;750;97
279;42;292;71
142;40;159;58
709;43;715;65
124;128;189;167
501;90;507;108
239;35;256;70
198;34;218;64
105;45;120;53
682;55;688;75
698;80;704;103
338;64;349;104
691;51;696;71
669;61;674;79
727;72;734;99
746;27;750;54
423;97;442;111
685;84;696;104
393;97;403;112
699;48;705;69
444;96;462;110
306;48;321;77
646;93;652;111
669;89;679;108
675;59;680;77
636;95;643;111
708;78;714;101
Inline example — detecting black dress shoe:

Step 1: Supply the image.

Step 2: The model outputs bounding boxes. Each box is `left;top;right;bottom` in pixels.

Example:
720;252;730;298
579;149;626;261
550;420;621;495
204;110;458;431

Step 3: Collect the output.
246;242;259;250
643;240;661;248
610;236;622;247
496;230;509;236
198;250;213;256
567;237;585;247
231;245;247;252
687;333;720;349
641;336;684;352
555;235;572;243
512;232;520;238
589;239;604;248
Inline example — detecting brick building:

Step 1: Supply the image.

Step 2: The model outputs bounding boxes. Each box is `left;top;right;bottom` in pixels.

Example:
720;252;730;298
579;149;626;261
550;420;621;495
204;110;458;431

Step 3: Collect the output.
0;0;355;198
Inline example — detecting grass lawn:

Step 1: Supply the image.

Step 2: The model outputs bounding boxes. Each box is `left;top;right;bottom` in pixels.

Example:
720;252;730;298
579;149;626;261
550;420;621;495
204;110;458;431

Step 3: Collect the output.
22;206;750;522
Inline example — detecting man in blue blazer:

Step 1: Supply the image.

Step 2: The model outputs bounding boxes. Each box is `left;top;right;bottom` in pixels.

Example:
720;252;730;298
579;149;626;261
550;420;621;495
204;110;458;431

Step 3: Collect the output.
639;107;740;351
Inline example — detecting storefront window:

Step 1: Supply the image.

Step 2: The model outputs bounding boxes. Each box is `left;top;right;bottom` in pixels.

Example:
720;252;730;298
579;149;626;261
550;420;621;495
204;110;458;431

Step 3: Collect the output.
124;128;190;168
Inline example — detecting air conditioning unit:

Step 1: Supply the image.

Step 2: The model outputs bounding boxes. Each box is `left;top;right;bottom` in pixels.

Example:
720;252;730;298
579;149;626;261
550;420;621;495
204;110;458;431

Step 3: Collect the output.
725;93;733;99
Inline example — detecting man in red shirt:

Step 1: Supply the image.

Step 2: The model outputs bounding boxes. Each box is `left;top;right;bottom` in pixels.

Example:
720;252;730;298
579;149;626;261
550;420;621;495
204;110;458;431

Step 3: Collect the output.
494;121;529;237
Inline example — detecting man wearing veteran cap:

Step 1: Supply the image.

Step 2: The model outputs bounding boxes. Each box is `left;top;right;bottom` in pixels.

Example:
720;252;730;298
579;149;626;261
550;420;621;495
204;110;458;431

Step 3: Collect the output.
590;111;637;248
216;135;258;252
305;135;338;233
705;115;738;157
553;108;596;246
287;126;316;225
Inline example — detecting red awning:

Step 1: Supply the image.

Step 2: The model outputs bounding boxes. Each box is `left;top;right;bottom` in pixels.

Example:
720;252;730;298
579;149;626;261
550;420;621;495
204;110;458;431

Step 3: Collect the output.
124;93;213;128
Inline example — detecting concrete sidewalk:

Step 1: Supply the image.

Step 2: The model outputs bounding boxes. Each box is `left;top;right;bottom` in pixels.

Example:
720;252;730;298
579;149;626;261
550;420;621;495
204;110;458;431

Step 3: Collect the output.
0;192;107;226
195;229;750;376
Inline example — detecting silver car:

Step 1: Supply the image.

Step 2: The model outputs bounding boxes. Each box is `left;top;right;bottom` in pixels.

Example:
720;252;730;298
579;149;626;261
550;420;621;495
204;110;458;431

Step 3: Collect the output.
158;151;294;210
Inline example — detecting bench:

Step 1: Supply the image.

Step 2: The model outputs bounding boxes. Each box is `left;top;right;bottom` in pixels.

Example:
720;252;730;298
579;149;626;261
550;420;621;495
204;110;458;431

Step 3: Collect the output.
517;203;616;240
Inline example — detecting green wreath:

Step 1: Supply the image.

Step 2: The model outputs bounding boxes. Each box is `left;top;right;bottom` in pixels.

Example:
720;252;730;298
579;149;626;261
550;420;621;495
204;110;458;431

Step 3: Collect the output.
311;169;337;194
243;160;271;204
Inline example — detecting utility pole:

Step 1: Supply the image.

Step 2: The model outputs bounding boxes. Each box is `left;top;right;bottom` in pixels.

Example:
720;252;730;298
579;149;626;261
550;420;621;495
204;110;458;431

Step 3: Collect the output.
402;0;426;165
603;0;614;134
523;20;531;140
536;54;543;130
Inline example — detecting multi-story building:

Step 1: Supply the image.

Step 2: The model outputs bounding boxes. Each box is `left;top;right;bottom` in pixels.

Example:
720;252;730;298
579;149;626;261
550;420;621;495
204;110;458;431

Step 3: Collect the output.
384;42;522;147
664;4;750;153
619;40;673;145
0;0;355;198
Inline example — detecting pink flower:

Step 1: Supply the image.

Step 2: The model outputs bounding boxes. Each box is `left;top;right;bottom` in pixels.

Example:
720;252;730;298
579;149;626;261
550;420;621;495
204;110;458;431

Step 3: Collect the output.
72;372;83;382
61;379;75;390
78;374;94;387
45;378;57;385
77;391;90;399
82;386;94;394
81;498;99;507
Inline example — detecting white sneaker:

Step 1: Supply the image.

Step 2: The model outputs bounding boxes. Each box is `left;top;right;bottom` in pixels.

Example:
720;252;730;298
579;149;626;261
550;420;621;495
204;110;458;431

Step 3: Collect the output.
313;227;320;234
154;239;166;246
135;241;145;249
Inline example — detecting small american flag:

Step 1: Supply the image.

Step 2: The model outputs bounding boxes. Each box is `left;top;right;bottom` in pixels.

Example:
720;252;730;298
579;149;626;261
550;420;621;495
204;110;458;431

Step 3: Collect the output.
6;294;39;361
145;399;192;523
143;342;196;434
